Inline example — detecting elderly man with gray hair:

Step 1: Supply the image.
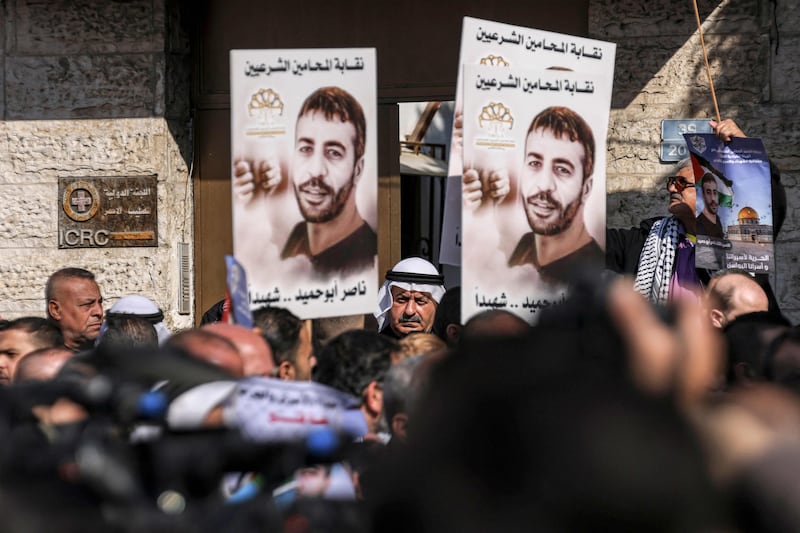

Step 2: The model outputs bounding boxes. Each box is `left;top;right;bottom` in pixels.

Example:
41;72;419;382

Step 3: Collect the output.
606;118;785;310
607;156;701;305
374;257;446;339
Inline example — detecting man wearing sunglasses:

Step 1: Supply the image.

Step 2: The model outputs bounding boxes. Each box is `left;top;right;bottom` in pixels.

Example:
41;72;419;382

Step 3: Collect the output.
607;119;786;308
606;158;699;305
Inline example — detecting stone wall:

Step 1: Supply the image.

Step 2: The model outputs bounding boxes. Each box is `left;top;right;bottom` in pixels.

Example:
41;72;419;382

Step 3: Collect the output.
0;0;194;329
1;0;796;325
591;0;800;320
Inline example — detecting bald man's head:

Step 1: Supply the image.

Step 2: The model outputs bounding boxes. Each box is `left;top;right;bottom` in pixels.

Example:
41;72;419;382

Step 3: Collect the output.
202;323;275;377
13;347;73;383
165;329;244;378
461;310;530;344
707;271;769;329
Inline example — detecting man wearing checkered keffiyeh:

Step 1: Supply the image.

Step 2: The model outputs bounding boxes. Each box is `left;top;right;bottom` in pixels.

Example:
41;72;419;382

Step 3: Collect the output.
607;157;702;306
606;119;786;311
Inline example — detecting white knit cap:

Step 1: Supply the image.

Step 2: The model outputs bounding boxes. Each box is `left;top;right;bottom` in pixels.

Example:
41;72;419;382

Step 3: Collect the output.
374;257;445;332
105;295;172;345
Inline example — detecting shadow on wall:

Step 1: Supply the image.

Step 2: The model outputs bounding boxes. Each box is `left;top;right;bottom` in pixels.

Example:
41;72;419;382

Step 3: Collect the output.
1;0;196;171
0;1;740;179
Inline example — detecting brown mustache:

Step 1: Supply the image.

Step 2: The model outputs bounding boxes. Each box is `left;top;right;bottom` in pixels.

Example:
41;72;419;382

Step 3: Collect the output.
525;191;562;211
298;177;334;196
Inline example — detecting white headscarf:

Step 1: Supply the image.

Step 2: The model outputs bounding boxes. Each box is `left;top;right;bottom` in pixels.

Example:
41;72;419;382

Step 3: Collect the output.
374;257;446;332
104;295;172;345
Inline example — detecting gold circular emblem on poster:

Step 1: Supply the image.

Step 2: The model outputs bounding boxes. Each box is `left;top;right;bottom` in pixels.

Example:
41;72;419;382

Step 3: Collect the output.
63;181;100;222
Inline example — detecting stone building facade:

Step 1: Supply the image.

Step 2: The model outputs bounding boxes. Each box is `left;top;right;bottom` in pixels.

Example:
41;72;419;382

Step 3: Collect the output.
596;0;800;320
0;0;193;329
0;0;797;325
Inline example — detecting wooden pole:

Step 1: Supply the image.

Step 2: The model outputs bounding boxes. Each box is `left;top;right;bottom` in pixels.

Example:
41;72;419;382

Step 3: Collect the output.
692;0;722;123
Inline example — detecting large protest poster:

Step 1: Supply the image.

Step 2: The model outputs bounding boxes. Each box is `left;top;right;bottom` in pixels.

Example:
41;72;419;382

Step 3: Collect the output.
461;65;613;324
447;17;616;179
230;49;378;319
439;17;616;267
684;133;774;274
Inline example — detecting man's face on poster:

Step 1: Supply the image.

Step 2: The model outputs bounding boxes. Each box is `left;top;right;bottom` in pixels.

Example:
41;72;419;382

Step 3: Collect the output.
291;111;364;223
702;179;719;215
520;128;590;235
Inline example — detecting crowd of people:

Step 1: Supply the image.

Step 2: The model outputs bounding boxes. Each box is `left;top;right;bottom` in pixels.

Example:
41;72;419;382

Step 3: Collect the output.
0;120;797;532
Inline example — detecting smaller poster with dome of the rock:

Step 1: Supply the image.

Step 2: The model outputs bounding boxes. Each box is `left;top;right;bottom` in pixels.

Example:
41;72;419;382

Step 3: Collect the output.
683;133;773;275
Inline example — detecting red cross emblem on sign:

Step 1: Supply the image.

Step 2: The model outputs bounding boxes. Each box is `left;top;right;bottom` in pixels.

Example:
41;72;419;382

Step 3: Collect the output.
71;190;93;212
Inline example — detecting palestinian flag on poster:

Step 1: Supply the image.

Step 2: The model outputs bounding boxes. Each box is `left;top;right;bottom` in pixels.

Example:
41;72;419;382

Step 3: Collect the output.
683;132;774;275
686;139;734;207
712;173;734;208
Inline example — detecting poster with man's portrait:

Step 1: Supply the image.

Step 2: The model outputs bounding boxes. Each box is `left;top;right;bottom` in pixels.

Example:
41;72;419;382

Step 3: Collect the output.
684;133;774;274
447;17;617;179
461;65;612;324
230;49;378;319
439;17;616;270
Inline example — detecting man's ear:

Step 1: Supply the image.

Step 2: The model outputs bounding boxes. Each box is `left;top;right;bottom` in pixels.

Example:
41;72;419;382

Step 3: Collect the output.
353;157;365;184
48;300;61;321
445;323;461;345
277;361;295;381
581;175;593;200
709;309;726;329
391;413;409;440
364;380;383;416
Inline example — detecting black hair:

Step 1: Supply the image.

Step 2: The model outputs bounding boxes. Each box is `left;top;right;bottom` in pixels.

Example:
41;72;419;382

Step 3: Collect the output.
96;316;158;352
252;306;303;365
432;286;460;345
314;330;396;399
0;317;63;349
724;311;791;385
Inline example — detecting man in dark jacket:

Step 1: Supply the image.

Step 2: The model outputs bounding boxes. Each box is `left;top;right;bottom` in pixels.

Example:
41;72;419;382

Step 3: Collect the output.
606;119;785;310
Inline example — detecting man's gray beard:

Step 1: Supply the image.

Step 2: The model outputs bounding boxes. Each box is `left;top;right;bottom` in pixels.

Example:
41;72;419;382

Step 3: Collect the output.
296;176;355;224
526;193;583;236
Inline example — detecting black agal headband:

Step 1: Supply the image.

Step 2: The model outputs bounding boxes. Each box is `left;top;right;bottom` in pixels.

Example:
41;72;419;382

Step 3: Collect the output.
104;310;164;325
385;269;444;286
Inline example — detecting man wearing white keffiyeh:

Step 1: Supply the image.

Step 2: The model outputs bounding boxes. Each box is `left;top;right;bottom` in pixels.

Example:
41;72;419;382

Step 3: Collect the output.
374;257;445;339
